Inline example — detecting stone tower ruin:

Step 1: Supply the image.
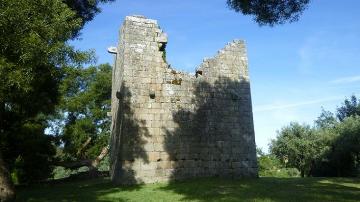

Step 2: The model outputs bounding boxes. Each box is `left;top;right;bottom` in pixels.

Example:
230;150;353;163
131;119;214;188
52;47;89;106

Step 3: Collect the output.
109;15;258;184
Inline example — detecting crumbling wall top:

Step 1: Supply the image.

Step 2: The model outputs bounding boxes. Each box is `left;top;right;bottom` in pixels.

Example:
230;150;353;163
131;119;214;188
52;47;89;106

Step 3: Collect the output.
125;15;158;24
121;15;248;81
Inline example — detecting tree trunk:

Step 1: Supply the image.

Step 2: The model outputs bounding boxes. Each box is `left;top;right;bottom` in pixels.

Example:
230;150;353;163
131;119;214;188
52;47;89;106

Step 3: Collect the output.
56;146;109;170
55;159;93;170
76;137;92;156
91;146;108;168
0;151;15;202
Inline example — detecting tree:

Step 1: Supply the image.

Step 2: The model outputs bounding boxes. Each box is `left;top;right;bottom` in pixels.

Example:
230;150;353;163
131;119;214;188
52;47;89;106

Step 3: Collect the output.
272;96;360;177
227;0;310;26
0;0;82;199
0;152;14;202
321;95;360;175
64;0;115;28
323;116;360;176
336;95;360;122
270;122;321;177
0;0;112;200
50;64;111;168
10;116;58;183
315;108;337;129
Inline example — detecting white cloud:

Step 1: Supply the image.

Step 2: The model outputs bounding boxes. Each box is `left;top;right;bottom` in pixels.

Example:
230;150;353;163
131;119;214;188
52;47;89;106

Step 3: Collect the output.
297;33;327;74
298;42;313;74
330;75;360;84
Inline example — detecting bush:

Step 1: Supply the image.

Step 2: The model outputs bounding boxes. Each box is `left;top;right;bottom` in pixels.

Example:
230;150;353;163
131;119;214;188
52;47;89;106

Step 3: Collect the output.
52;166;72;180
257;148;299;177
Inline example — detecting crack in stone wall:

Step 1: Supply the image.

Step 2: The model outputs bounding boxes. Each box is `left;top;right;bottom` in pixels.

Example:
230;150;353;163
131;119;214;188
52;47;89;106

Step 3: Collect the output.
109;15;258;185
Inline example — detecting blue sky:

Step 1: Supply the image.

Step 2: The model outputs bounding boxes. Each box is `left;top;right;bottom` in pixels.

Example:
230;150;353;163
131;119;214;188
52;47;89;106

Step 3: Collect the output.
72;0;360;152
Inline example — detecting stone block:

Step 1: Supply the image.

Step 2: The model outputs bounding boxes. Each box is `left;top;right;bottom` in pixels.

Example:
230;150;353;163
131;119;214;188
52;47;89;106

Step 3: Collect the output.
141;162;157;171
144;143;154;152
148;152;161;161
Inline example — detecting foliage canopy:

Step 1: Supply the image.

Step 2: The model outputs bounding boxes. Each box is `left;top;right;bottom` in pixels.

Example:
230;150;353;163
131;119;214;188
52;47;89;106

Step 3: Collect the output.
227;0;310;26
51;64;112;161
0;1;112;200
270;95;360;177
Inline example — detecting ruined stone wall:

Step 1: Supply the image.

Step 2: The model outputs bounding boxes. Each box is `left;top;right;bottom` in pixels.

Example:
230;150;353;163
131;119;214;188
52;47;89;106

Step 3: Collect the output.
109;15;258;184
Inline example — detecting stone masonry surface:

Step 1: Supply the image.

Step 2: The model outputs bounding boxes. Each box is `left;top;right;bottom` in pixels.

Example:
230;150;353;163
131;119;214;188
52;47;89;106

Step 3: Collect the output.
109;15;258;184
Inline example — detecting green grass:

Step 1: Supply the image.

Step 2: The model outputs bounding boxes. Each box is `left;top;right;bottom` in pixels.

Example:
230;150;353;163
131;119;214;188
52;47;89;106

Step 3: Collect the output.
17;177;360;202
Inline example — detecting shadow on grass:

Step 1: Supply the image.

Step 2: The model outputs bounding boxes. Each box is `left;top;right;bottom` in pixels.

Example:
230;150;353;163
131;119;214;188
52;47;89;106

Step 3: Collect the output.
16;178;143;202
17;177;360;202
158;177;360;202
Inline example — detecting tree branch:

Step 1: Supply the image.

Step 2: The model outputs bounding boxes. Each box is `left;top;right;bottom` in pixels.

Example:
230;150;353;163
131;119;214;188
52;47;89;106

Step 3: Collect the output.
56;145;109;170
76;137;92;156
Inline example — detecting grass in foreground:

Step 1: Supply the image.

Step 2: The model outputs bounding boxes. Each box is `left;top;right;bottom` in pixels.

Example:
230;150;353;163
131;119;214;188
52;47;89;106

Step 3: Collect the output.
17;177;360;202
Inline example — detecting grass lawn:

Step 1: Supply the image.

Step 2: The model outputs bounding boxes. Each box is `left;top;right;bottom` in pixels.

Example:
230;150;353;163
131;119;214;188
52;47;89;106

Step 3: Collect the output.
17;177;360;202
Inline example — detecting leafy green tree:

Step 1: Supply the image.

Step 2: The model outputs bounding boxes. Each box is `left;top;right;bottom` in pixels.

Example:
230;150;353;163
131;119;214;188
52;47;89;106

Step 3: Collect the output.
270;122;322;177
272;96;360;177
315;108;337;129
227;0;310;26
336;95;360;121
305;127;337;177
310;95;360;176
0;0;82;199
0;0;112;200
325;116;360;176
50;64;111;162
10;117;56;183
64;0;115;28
